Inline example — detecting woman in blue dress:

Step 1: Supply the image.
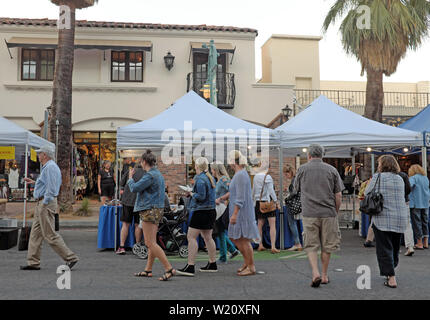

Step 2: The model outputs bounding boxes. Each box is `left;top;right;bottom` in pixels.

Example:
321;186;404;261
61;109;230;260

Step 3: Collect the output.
224;150;259;276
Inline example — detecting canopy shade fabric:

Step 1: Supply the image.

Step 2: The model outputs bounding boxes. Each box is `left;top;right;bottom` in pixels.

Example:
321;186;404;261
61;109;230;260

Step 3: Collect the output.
276;95;422;156
0;117;55;151
190;42;235;54
6;37;152;51
117;91;277;149
399;104;430;133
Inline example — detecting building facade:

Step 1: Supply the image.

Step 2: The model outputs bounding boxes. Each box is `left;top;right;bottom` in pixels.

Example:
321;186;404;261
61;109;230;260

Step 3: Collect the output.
0;18;293;199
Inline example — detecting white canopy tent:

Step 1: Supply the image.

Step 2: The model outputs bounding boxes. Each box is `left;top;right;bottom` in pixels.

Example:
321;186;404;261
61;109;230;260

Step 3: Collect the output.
116;91;283;250
276;95;423;230
277;95;422;157
117;91;278;150
0;117;55;226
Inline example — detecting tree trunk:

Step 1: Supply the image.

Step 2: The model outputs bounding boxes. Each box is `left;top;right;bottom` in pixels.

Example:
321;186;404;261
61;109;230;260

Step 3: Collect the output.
362;67;384;180
49;5;76;213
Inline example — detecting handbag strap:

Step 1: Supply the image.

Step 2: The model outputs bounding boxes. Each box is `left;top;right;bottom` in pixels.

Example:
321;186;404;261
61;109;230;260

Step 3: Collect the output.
372;173;381;194
259;173;268;201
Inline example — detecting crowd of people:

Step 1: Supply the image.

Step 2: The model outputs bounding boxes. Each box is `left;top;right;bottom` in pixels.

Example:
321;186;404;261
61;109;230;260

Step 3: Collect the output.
19;144;429;289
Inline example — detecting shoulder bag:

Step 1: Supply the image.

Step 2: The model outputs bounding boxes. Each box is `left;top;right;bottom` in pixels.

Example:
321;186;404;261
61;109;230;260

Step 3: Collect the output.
359;173;384;216
258;174;277;213
285;177;302;216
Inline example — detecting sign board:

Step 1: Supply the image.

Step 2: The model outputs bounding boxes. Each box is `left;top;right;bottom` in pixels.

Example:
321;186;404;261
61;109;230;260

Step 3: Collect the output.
31;148;37;162
0;146;15;160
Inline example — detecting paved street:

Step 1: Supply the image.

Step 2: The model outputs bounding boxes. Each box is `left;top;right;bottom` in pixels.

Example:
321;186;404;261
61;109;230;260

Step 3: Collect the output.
1;228;429;300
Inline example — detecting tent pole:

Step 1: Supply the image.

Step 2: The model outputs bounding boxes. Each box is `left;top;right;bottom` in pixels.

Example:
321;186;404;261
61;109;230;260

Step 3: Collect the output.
278;147;284;250
422;147;428;176
114;148;119;252
351;154;356;228
371;153;375;176
23;144;29;228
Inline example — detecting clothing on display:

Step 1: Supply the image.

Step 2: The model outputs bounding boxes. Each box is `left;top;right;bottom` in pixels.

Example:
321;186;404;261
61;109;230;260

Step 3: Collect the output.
8;168;19;189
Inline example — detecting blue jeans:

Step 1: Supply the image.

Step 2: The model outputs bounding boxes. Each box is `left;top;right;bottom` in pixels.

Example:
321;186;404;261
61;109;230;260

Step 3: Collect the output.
218;230;237;261
410;208;429;240
287;213;301;245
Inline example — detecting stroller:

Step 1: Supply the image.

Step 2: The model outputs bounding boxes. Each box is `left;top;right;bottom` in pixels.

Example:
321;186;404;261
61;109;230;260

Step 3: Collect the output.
132;200;189;259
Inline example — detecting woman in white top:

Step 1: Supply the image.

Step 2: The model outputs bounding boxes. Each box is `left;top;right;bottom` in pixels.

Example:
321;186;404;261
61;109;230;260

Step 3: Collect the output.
253;160;280;254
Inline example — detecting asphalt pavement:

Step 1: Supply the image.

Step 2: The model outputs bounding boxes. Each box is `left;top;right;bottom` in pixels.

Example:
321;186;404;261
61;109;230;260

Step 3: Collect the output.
0;228;429;300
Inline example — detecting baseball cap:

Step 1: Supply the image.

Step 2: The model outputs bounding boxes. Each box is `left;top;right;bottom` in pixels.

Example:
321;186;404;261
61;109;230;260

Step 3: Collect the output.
35;146;55;159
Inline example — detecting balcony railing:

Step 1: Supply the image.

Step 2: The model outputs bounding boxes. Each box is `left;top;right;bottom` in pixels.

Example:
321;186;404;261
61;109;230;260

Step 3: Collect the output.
187;72;236;109
295;89;430;117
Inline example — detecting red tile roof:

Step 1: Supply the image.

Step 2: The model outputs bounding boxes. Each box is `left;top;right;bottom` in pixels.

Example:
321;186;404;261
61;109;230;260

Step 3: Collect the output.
0;17;258;35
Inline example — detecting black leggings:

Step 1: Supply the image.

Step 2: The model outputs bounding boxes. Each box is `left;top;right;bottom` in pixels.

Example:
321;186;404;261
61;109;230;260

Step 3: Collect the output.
372;225;401;277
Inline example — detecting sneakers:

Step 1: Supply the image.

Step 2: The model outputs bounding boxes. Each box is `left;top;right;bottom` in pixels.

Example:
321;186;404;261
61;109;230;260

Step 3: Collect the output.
116;247;126;255
216;259;228;265
404;248;414;256
199;261;218;273
229;250;239;260
176;264;195;277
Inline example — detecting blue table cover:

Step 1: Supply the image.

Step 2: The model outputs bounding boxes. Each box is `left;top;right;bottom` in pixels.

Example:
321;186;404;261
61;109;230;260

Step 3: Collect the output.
97;205;136;249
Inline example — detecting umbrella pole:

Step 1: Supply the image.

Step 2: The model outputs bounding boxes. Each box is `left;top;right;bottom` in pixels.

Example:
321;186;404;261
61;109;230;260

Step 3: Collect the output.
23;144;29;228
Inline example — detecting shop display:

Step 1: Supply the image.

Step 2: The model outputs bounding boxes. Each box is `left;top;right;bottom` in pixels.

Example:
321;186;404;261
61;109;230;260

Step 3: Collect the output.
8;165;19;189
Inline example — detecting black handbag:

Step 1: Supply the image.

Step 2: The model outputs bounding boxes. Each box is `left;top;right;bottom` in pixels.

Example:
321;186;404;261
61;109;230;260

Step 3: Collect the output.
18;226;31;251
285;191;302;216
359;173;384;216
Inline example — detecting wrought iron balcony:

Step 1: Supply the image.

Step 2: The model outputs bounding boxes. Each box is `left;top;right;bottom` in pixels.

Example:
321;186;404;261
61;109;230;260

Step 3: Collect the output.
187;72;236;109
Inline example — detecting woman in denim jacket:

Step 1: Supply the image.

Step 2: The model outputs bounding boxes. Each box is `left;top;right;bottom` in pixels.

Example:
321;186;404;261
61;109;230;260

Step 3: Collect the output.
212;162;239;264
128;150;175;281
176;157;218;277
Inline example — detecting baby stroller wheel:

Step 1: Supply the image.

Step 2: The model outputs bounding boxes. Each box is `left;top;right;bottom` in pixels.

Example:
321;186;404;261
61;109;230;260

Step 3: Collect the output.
179;245;188;258
136;244;148;259
132;242;142;256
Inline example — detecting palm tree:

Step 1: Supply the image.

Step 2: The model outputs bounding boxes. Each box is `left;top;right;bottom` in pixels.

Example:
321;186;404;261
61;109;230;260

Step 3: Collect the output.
49;0;98;212
323;0;430;122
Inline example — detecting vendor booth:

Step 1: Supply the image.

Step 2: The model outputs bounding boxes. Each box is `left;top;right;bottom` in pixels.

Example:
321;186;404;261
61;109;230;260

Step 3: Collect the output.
107;91;284;251
275;95;423;235
0;117;55;228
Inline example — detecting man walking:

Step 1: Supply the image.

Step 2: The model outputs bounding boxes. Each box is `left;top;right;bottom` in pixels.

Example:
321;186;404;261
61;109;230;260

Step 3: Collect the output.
20;146;79;270
294;144;343;287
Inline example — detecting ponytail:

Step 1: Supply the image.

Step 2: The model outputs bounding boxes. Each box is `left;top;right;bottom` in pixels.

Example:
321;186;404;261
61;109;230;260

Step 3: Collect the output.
205;171;216;189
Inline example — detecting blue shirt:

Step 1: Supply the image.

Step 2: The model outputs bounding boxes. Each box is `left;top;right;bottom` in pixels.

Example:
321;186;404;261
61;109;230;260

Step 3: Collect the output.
215;175;230;199
33;160;62;205
127;167;165;212
409;174;430;209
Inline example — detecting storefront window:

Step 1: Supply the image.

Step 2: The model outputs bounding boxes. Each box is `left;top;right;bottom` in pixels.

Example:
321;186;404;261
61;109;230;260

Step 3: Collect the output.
73;132;117;200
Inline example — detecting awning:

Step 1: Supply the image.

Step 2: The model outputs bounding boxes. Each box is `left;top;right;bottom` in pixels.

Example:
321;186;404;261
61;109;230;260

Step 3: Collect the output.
5;37;152;51
188;42;236;64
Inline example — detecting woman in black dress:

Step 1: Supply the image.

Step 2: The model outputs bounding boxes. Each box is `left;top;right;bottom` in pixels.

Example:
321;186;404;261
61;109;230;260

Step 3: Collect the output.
98;160;116;204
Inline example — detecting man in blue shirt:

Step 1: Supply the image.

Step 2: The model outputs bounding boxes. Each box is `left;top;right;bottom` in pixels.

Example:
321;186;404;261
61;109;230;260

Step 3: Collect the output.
20;146;79;271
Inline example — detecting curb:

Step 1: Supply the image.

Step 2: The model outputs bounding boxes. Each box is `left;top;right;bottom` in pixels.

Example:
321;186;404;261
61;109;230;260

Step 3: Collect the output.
16;220;99;229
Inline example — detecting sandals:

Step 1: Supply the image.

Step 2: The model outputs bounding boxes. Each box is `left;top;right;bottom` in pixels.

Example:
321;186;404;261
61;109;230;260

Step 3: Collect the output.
159;268;175;281
384;281;397;288
237;265;248;274
321;277;330;285
238;267;256;276
134;270;152;277
414;246;424;250
311;277;322;288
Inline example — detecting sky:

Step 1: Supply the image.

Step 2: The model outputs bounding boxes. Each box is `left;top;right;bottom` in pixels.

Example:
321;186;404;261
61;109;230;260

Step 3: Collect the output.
2;0;430;83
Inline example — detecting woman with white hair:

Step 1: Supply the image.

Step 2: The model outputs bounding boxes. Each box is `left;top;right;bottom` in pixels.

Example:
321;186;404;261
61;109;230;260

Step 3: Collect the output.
176;157;218;277
220;150;259;276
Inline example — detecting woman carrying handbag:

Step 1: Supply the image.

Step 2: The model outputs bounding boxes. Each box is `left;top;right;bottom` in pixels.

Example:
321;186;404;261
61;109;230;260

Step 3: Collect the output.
252;160;280;254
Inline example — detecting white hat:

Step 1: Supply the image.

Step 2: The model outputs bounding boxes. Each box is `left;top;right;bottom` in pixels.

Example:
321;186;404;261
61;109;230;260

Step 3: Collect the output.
35;146;55;159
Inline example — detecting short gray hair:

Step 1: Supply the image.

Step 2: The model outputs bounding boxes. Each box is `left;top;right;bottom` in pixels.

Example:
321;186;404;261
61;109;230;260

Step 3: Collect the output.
308;144;324;158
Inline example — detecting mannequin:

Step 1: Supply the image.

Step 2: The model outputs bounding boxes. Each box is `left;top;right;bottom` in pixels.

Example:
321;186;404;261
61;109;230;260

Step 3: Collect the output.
8;164;19;189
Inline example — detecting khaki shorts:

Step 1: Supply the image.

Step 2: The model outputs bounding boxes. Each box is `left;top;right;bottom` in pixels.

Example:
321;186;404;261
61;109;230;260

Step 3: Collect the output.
302;217;341;253
139;208;164;226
